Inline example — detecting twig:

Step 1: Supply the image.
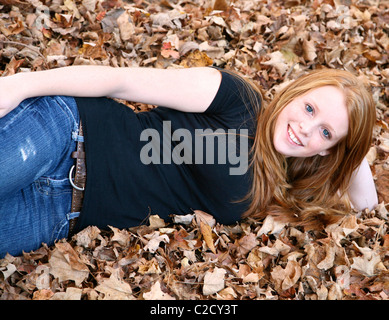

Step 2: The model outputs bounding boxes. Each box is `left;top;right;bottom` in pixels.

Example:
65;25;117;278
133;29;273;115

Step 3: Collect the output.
0;40;48;67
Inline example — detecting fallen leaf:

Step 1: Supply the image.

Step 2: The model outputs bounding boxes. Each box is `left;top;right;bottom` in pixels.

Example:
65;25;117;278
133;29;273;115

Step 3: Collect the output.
316;241;336;270
143;232;170;253
82;0;97;11
51;287;82;300
271;260;302;292
200;221;216;254
303;39;317;62
0;263;16;281
195;210;216;227
149;215;166;229
216;287;238;300
95;266;134;300
32;289;55;300
262;51;290;76
203;267;226;295
74;225;101;248
117;11;134;41
258;238;290;256
350;251;382;277
180;50;213;67
172;213;195;225
138;258;162;275
144;281;175;300
257;215;287;235
235;233;259;256
35;265;51;290
48;242;89;286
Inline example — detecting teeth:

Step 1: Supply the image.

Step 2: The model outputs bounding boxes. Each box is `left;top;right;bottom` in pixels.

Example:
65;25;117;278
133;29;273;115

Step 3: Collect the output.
288;126;303;146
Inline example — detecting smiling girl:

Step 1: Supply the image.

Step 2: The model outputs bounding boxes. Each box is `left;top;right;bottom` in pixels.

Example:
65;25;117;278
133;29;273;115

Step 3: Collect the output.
245;68;377;227
273;85;349;158
0;66;377;257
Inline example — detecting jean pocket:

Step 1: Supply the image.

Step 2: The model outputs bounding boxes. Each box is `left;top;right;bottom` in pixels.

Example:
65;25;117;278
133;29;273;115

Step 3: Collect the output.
34;177;73;243
50;215;70;244
35;177;73;197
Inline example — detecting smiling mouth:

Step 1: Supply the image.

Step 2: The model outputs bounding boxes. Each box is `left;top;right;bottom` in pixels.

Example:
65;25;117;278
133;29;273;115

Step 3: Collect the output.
288;125;304;146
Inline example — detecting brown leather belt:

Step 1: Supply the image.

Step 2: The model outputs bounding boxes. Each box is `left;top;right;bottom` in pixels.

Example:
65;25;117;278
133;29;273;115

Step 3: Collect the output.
68;121;86;236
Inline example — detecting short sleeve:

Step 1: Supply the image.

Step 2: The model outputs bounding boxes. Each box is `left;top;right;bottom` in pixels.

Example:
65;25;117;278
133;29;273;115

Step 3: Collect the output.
204;69;261;117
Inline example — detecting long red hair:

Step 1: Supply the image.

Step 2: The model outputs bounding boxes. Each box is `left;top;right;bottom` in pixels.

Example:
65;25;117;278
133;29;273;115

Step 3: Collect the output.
238;68;376;229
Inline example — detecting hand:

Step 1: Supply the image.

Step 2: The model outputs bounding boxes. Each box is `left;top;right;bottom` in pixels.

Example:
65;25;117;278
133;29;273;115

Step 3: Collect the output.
0;74;25;118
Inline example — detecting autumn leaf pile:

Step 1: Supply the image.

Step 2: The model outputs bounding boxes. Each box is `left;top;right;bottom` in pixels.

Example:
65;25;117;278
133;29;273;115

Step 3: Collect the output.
0;0;388;300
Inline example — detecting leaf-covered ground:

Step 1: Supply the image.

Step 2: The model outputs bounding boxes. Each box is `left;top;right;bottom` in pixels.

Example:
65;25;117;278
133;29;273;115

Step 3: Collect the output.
0;0;388;300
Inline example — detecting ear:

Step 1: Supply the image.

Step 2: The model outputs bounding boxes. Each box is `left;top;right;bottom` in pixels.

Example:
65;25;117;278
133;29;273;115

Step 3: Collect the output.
318;150;330;156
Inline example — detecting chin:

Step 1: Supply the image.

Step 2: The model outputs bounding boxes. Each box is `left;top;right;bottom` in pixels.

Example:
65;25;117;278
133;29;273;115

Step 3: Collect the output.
273;143;291;158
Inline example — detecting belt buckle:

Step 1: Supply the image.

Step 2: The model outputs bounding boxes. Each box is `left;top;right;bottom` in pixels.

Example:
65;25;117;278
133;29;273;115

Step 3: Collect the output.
69;165;85;191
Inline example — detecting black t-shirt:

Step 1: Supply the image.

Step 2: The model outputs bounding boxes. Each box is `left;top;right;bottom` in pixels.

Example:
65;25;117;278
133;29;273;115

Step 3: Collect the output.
74;69;260;232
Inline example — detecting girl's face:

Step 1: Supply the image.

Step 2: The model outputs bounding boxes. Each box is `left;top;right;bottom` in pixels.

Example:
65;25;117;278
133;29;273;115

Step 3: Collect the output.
273;85;349;158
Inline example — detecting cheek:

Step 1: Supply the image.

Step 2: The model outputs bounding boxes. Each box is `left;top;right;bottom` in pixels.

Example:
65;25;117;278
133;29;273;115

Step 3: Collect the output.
274;115;285;137
275;109;292;130
306;134;325;149
309;136;335;153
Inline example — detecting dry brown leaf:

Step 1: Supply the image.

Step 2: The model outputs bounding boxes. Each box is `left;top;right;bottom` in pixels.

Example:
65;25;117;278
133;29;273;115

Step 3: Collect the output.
138;258;162;275
203;267;226;295
271;260;302;292
303;39;317;62
95;266;134;300
51;287;82;300
200;221;216;254
143;231;170;253
48;242;89;286
180;50;213;68
0;263;16;281
32;289;55;300
195;210;216;227
74;225;101;248
117;11;134;41
350;244;382;277
374;164;389;204
216;286;238;300
316;240;336;270
257;215;287;235
235;233;259;256
258;238;290;256
144;281;175;300
148;215;166;229
262;51;290;76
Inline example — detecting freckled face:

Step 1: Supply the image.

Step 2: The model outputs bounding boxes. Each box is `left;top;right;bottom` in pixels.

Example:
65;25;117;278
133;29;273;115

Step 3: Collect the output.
273;86;349;158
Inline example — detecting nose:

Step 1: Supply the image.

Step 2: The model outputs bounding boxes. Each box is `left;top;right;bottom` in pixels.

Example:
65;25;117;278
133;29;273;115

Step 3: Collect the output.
299;121;312;137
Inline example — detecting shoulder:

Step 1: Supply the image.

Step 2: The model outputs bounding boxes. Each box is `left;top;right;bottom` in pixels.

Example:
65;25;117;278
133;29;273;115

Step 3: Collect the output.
205;67;263;116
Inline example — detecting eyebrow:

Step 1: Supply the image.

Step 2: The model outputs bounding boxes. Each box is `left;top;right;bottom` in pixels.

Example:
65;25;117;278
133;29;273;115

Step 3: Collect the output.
309;98;338;139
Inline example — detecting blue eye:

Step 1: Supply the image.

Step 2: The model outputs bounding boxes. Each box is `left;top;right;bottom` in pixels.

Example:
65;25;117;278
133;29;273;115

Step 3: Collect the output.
323;128;331;139
306;104;314;113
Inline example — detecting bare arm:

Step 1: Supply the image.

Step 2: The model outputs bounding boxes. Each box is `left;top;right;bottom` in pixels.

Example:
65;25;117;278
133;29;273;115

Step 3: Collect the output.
0;65;221;117
348;157;378;211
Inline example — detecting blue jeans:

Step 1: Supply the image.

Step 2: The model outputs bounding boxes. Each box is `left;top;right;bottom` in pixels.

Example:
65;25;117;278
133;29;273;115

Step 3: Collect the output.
0;96;80;258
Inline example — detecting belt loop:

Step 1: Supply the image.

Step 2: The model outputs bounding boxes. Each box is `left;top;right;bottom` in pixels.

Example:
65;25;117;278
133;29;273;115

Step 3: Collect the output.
72;121;84;142
67;212;80;221
72;131;84;142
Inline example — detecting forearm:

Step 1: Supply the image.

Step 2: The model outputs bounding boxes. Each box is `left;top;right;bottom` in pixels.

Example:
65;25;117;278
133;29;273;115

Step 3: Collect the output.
0;65;221;118
13;65;126;101
348;157;378;211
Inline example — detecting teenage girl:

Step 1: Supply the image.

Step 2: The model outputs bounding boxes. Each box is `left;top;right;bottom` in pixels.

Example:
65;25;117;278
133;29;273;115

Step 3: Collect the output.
0;66;377;257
